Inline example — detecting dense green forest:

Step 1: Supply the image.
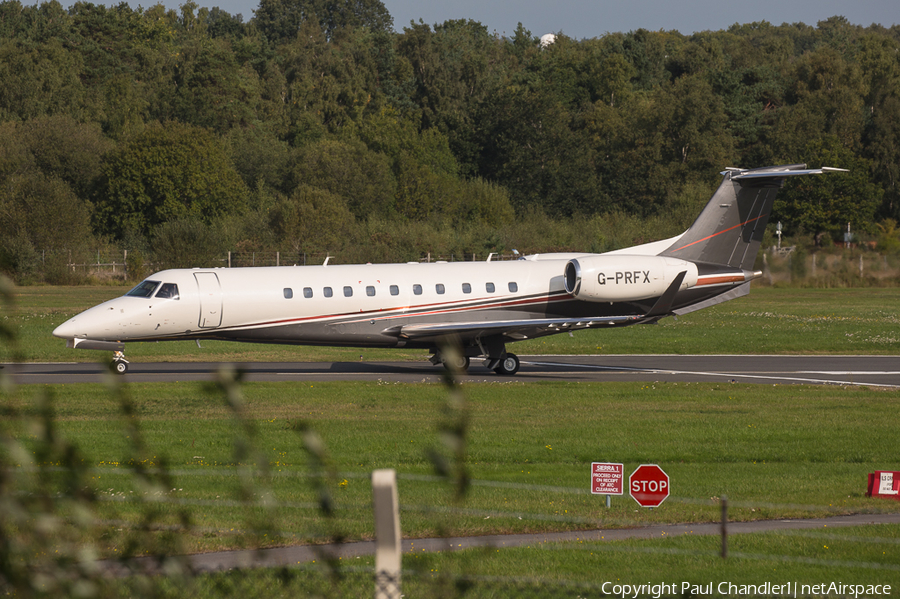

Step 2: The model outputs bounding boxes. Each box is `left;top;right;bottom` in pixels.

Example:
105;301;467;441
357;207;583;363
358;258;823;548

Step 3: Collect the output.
1;0;898;282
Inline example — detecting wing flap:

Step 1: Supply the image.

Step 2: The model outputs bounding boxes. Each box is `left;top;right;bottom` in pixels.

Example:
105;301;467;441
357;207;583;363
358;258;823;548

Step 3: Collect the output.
385;315;642;340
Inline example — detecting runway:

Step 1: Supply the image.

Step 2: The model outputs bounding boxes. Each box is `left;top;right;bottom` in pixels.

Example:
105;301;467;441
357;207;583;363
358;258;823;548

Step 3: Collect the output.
4;354;900;387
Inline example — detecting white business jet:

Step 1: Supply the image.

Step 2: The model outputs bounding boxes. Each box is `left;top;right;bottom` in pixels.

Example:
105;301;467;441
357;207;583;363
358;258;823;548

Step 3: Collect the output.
53;164;845;375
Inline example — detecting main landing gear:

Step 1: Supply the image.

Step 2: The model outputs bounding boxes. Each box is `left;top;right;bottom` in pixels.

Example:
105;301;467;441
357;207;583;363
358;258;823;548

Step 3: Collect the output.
492;353;520;376
430;350;471;372
430;347;520;376
112;351;129;375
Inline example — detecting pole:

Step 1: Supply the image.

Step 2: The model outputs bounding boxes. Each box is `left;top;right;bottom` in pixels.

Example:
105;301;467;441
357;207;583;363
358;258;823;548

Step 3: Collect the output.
373;469;401;599
720;495;728;559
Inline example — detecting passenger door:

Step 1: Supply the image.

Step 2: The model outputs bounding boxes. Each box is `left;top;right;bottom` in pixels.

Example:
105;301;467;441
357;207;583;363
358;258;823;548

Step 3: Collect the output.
194;272;223;328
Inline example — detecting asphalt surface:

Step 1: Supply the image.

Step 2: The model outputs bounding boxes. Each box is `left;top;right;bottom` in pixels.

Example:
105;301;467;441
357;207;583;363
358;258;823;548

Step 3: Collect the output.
103;512;900;574
4;354;900;386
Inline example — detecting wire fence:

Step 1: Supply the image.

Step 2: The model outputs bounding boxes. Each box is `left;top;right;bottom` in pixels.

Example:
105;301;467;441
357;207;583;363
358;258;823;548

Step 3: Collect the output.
38;249;529;281
33;247;900;288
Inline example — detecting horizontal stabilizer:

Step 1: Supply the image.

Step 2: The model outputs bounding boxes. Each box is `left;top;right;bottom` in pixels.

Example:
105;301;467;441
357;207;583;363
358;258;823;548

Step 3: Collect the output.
728;165;848;181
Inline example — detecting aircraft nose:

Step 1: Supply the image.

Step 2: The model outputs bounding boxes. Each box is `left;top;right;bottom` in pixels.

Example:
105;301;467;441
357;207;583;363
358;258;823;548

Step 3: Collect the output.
52;301;124;340
53;317;82;339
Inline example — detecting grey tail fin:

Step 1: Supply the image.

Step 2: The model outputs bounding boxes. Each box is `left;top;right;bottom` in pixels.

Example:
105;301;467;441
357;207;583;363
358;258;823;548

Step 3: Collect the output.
659;164;846;270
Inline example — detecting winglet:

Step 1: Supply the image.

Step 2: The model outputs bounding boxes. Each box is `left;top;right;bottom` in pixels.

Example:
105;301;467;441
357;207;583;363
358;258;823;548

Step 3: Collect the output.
644;271;686;319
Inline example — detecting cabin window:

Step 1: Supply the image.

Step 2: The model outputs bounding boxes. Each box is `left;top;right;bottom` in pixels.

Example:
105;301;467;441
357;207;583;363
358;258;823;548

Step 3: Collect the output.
366;286;376;297
127;280;159;298
303;287;313;298
436;284;445;294
486;282;495;293
343;286;353;297
283;288;293;299
462;283;471;294
413;284;423;295
390;285;399;296
508;282;518;292
324;287;333;298
155;283;180;300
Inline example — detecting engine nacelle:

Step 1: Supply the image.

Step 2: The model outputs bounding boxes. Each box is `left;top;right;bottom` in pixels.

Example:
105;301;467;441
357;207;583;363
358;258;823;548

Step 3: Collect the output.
564;255;698;302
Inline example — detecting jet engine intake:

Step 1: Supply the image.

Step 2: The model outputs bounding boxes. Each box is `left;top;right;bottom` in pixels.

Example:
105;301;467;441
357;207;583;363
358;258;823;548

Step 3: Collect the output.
564;255;698;302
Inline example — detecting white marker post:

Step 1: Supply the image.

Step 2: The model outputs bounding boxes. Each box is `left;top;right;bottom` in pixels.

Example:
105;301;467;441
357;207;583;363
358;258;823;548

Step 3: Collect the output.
372;469;401;599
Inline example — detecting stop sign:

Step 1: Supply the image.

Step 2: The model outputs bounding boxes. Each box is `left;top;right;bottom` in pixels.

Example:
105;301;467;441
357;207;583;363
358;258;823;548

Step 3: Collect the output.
629;464;670;507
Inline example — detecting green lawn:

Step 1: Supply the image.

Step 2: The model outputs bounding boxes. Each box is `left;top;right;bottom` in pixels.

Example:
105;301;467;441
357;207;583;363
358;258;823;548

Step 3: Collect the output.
5;380;898;547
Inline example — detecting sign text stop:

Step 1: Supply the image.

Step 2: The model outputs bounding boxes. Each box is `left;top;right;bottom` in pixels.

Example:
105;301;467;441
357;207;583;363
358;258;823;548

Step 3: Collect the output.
629;464;669;507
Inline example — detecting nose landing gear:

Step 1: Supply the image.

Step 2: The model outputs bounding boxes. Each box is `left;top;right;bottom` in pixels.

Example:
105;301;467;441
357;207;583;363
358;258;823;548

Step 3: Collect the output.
112;351;129;375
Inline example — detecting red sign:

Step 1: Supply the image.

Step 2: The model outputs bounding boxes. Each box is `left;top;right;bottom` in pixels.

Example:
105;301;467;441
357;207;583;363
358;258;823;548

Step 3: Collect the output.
591;462;624;495
629;464;669;507
867;471;900;500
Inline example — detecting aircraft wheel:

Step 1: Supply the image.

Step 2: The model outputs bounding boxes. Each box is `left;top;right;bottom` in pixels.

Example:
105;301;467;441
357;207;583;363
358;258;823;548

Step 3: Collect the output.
442;354;470;372
493;353;520;376
113;360;128;375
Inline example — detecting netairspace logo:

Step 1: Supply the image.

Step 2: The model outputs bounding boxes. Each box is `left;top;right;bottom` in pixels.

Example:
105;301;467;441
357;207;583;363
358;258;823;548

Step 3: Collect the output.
600;581;892;598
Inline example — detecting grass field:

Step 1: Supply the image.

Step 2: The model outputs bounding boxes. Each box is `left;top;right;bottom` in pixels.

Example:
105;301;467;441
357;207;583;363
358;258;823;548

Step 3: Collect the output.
4;379;899;570
5;285;900;364
2;285;899;595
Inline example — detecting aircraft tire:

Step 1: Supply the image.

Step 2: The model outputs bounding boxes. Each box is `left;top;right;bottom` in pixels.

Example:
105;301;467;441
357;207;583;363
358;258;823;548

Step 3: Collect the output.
441;354;470;372
493;353;520;376
113;360;128;375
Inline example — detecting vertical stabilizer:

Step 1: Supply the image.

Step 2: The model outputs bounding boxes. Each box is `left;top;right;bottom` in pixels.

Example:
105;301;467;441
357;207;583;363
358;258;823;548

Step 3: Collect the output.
660;164;846;269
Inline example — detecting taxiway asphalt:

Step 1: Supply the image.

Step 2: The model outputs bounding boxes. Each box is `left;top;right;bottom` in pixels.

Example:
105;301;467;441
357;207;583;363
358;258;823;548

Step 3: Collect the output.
4;354;899;387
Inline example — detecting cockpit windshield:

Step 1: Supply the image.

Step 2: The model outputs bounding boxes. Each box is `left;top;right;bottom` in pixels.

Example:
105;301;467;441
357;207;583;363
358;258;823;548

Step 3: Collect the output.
155;283;180;300
126;280;160;298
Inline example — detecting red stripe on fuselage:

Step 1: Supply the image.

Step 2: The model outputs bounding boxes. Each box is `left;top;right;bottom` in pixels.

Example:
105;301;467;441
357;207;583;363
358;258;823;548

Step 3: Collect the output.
211;290;574;333
696;275;745;286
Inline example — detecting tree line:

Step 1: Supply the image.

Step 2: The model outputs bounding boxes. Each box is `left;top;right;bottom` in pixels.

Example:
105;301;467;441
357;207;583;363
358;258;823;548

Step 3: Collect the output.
1;0;898;282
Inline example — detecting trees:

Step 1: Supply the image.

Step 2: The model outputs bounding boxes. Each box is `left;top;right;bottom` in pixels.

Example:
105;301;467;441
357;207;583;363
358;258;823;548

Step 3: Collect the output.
0;173;94;282
289;138;395;218
98;122;249;239
0;5;898;267
774;137;882;242
270;184;354;254
0;38;87;122
255;0;392;43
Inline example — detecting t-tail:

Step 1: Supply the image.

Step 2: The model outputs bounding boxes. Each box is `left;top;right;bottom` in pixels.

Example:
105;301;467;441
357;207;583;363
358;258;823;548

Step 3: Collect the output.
660;164;847;270
653;164;846;315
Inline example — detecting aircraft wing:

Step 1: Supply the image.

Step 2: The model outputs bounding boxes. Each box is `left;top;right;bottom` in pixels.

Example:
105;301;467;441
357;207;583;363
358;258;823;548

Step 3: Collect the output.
385;271;688;340
384;314;642;341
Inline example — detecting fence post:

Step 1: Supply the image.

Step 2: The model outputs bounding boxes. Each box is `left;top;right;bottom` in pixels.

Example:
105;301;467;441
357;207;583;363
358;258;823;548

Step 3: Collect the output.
373;469;401;599
720;495;728;559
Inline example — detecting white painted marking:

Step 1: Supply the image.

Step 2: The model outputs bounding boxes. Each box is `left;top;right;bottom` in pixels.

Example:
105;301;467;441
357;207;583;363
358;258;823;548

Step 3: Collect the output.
799;371;900;375
521;361;900;388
